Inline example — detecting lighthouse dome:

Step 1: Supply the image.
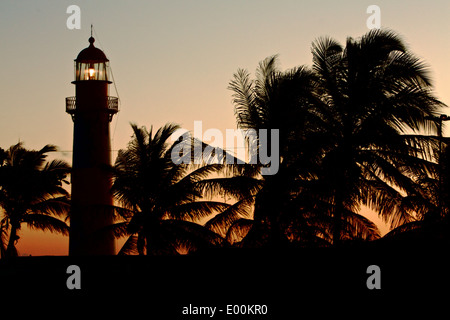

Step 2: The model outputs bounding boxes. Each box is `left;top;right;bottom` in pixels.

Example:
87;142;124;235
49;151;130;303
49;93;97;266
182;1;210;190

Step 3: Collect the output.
75;37;108;62
73;36;111;82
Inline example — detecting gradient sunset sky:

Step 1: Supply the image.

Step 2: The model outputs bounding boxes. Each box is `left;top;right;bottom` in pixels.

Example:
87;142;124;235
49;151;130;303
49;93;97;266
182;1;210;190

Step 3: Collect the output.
0;0;449;255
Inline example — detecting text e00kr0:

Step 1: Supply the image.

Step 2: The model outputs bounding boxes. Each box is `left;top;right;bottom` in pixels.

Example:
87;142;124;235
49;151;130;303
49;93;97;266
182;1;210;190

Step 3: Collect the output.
182;304;268;317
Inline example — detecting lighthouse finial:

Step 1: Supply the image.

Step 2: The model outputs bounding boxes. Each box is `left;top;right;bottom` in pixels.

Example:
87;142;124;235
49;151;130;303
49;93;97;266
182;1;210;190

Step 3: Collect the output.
88;25;95;46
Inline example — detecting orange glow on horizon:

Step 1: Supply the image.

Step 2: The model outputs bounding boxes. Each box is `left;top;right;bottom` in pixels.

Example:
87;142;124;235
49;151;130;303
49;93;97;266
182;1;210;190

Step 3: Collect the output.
16;227;68;256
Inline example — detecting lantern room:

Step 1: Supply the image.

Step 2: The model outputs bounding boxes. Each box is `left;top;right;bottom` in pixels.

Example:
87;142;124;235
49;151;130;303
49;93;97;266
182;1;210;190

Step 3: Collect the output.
73;36;111;82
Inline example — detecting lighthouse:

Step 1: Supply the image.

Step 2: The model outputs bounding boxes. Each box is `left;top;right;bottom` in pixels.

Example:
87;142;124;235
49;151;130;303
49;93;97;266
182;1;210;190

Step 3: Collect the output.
66;36;118;255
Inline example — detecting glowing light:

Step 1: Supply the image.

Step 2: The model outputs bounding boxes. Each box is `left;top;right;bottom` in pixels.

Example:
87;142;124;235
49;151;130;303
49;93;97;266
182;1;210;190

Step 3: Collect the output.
88;67;95;79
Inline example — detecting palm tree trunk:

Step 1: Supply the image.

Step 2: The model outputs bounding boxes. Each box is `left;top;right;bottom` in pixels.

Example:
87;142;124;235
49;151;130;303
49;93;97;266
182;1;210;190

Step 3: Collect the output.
332;136;351;247
5;222;19;258
333;195;343;247
137;233;145;255
145;216;161;255
332;170;346;247
269;214;282;248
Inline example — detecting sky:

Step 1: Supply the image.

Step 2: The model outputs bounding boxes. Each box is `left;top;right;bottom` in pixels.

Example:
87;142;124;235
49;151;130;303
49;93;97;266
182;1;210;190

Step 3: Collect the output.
0;0;449;255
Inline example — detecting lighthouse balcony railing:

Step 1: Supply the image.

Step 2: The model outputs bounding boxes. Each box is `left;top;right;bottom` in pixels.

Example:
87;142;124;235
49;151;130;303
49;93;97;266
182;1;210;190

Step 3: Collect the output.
66;96;77;114
65;96;119;121
106;96;119;114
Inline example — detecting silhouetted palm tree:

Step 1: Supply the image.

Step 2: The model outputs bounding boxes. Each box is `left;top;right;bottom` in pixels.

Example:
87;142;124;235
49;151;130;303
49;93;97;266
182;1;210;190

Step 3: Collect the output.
311;29;444;244
228;29;444;246
229;55;376;247
0;143;70;258
111;123;256;254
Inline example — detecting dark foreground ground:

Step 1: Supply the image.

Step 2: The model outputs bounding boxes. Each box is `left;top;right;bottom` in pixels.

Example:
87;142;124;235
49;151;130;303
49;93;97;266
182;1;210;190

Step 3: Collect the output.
1;239;449;318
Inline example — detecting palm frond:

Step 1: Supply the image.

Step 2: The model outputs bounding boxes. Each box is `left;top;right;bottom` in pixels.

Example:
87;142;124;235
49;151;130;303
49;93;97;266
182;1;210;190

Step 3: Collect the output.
165;201;230;221
342;210;381;241
383;220;423;238
228;68;259;130
311;36;343;76
204;197;254;236
225;218;254;245
22;214;69;235
0;220;8;258
160;219;224;252
195;176;263;200
30;196;70;217
118;235;139;255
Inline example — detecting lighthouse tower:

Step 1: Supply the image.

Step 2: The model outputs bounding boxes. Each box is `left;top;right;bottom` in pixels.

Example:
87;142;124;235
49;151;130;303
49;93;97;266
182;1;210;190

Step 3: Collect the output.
66;36;118;255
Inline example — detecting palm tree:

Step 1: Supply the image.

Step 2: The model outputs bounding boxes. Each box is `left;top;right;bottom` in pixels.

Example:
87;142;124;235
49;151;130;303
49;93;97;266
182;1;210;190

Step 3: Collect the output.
228;55;373;247
0;143;71;258
228;29;444;247
310;29;444;244
111;123;255;255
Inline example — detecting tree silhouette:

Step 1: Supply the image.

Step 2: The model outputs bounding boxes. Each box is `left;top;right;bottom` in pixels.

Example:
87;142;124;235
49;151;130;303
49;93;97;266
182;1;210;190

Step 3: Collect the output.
228;29;445;247
311;30;444;244
228;55;364;247
0;143;70;258
110;123;257;254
